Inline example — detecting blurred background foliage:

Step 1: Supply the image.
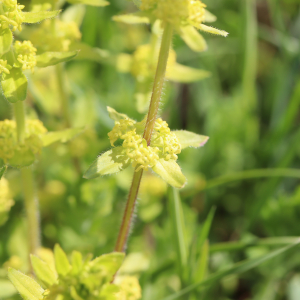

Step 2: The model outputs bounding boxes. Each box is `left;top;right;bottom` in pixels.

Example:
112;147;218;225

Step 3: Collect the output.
1;0;300;299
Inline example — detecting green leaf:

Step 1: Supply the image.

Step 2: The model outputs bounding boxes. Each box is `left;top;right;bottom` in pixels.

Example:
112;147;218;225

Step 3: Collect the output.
30;255;57;288
0;165;7;180
174;130;209;149
167;63;211;83
204;10;217;22
71;42;112;63
61;4;86;26
1;68;28;103
8;268;44;300
162;240;300;300
152;159;187;188
8;149;35;168
197;207;216;251
112;12;150;24
193;240;209;283
71;251;83;275
83;147;131;179
197;24;229;37
0;28;13;56
41;127;84;147
179;26;207;52
107;106;134;122
169;187;188;278
22;10;61;23
36;51;78;68
90;252;125;283
67;0;109;6
54;244;71;276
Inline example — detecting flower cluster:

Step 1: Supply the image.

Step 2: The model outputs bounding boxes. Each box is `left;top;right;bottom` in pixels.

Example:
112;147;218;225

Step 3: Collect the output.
0;119;47;166
14;40;37;72
0;178;14;226
0;59;11;75
140;0;206;28
108;116;181;172
0;0;25;31
30;19;82;52
9;245;142;300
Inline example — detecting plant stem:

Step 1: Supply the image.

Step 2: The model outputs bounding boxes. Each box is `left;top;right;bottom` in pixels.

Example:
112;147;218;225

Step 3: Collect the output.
143;23;173;145
55;63;71;128
21;167;40;256
13;101;40;256
114;23;173;252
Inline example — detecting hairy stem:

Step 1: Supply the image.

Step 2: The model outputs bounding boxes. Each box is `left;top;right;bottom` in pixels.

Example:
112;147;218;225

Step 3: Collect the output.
114;23;173;252
13;101;40;256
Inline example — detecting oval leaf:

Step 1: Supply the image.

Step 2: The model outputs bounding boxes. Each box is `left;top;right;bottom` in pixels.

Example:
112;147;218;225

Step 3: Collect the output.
0;28;13;56
174;130;209;149
1;68;28;103
30;255;57;288
36;51;78;68
167;63;211;83
204;10;217;23
84;147;130;179
152;159;187;188
179;26;207;52
112;12;150;24
22;10;61;23
8;268;44;300
54;244;71;276
41;127;84;147
107;106;134;122
67;0;109;6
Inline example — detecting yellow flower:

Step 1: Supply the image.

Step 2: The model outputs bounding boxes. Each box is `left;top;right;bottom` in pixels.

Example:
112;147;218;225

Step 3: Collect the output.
0;59;11;75
14;40;37;72
0;0;24;31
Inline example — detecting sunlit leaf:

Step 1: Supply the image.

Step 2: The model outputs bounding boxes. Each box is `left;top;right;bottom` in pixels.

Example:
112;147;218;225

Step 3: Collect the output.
0;28;13;56
36;51;78;68
71;251;83;275
204;10;217;22
61;4;86;26
167;63;211;83
8;268;44;300
174;130;209;149
22;10;60;23
30;255;57;288
107;106;133;122
67;0;109;6
1;68;28;103
112;12;150;24
83;147;131;179
162;241;300;300
41;127;84;147
152;159;187;188
90;252;125;283
54;244;71;276
179;26;207;52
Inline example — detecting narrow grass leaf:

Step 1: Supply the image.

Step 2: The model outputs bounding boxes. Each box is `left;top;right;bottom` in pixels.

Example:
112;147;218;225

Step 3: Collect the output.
193;240;209;283
169;188;188;277
8;268;44;300
162;240;300;300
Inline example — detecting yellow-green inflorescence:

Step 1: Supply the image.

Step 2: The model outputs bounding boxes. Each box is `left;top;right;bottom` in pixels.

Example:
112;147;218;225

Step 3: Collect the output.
8;245;142;300
14;40;37;71
0;119;47;166
141;0;205;28
0;177;14;226
0;0;25;32
108;117;181;172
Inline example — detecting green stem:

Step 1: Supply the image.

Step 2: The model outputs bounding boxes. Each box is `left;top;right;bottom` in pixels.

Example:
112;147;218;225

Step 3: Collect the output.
143;23;173;145
114;169;143;252
55;64;71;128
114;23;173;252
13;101;26;143
13;101;40;256
21;167;40;256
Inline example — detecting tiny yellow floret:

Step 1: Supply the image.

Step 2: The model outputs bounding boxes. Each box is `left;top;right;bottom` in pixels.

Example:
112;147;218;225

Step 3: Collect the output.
14;40;37;72
0;0;25;31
